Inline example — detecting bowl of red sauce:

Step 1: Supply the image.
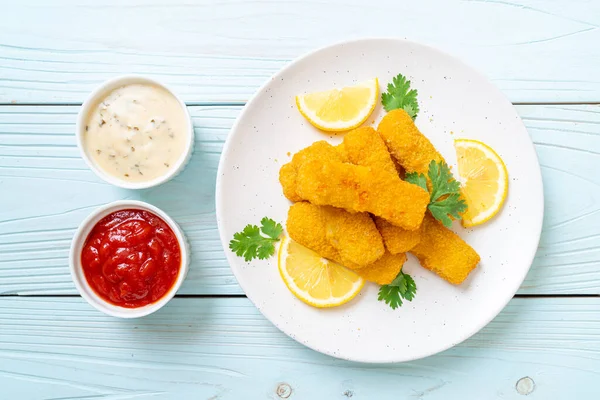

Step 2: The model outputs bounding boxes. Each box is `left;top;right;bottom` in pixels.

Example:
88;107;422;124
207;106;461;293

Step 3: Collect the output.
70;200;189;317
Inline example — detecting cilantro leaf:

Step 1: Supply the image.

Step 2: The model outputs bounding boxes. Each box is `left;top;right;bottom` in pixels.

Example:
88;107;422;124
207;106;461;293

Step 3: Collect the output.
378;271;417;310
406;161;467;228
257;241;276;260
381;73;420;119
260;217;283;240
429;193;466;228
389;272;408;292
402;104;418;119
428;160;461;202
426;160;467;227
400;272;417;301
229;218;283;262
229;225;261;262
378;285;404;310
405;172;427;191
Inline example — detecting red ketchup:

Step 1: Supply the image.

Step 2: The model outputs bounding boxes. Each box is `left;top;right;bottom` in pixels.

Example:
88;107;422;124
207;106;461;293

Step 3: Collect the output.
81;209;181;308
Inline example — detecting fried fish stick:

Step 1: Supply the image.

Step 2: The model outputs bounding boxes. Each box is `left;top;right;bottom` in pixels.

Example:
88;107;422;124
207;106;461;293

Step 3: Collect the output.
279;141;346;202
287;202;384;269
336;127;398;177
295;160;429;230
374;217;421;254
377;109;444;175
377;109;479;283
288;203;404;283
377;108;466;208
356;252;406;285
336;127;423;252
410;214;480;285
323;206;385;267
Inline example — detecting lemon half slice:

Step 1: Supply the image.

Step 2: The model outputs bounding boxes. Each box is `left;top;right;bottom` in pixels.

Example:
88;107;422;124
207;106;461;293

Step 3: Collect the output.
278;236;365;308
295;78;379;132
455;139;509;227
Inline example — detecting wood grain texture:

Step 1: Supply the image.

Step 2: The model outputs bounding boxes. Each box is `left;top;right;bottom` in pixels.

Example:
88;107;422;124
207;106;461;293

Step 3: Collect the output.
1;0;600;104
521;105;600;293
1;296;599;399
0;105;236;294
1;104;600;295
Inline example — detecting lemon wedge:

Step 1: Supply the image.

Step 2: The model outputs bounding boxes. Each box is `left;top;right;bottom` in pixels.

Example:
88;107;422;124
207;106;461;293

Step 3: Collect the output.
295;78;379;132
278;236;365;308
455;139;509;227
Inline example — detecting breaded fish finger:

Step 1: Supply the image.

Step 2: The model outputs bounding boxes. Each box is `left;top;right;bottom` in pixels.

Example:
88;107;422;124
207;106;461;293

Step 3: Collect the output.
287;203;405;284
287;202;384;269
377;109;444;175
377;109;479;284
336;126;422;252
324;206;385;267
356;252;407;285
410;214;480;285
374;217;421;254
295;160;429;230
279;141;346;202
336;127;398;177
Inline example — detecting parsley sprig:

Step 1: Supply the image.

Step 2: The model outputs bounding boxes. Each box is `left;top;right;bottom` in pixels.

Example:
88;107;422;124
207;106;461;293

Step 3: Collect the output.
381;73;420;119
378;271;417;309
406;160;467;228
229;217;283;261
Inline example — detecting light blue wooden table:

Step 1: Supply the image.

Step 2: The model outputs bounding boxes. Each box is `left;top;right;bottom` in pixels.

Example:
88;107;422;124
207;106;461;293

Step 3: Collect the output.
1;0;600;398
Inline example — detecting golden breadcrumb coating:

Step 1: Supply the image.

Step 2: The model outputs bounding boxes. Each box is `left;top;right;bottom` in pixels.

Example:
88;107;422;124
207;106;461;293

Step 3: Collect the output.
287;202;405;284
336;126;422;252
410;214;480;285
377;109;478;284
374;217;421;253
336;126;398;177
357;252;406;285
377;109;445;175
287;202;384;269
295;160;429;230
279;141;346;202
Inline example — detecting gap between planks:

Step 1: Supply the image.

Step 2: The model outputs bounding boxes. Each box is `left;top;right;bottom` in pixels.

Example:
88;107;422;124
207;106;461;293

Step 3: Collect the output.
2;102;600;107
0;293;598;298
0;102;246;107
0;293;247;298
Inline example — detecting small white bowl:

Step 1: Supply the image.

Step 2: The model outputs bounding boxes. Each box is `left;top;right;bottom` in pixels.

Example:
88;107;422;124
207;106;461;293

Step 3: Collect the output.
76;75;194;189
70;200;190;318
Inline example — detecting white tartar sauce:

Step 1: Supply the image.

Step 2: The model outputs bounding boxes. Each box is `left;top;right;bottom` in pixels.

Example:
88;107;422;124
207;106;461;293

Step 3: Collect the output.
83;83;189;182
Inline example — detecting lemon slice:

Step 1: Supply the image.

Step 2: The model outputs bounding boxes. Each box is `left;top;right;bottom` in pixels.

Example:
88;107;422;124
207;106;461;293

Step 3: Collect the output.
455;139;509;227
278;236;365;308
296;78;379;132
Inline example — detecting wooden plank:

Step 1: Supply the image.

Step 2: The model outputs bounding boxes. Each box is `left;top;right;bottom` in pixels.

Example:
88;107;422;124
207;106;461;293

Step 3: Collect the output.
0;105;235;295
1;104;600;295
0;296;599;398
522;105;600;294
1;0;600;104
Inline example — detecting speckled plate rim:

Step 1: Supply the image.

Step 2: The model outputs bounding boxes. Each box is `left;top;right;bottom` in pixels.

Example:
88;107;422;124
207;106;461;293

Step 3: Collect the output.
215;38;544;363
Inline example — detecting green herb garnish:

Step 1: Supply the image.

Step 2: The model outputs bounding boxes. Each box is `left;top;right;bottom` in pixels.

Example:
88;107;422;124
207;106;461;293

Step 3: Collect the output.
229;217;283;261
381;73;420;119
378;271;417;309
406;160;467;228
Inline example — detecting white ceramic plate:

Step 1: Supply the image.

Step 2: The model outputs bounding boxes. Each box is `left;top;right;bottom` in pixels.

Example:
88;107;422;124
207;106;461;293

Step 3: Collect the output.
216;39;543;363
